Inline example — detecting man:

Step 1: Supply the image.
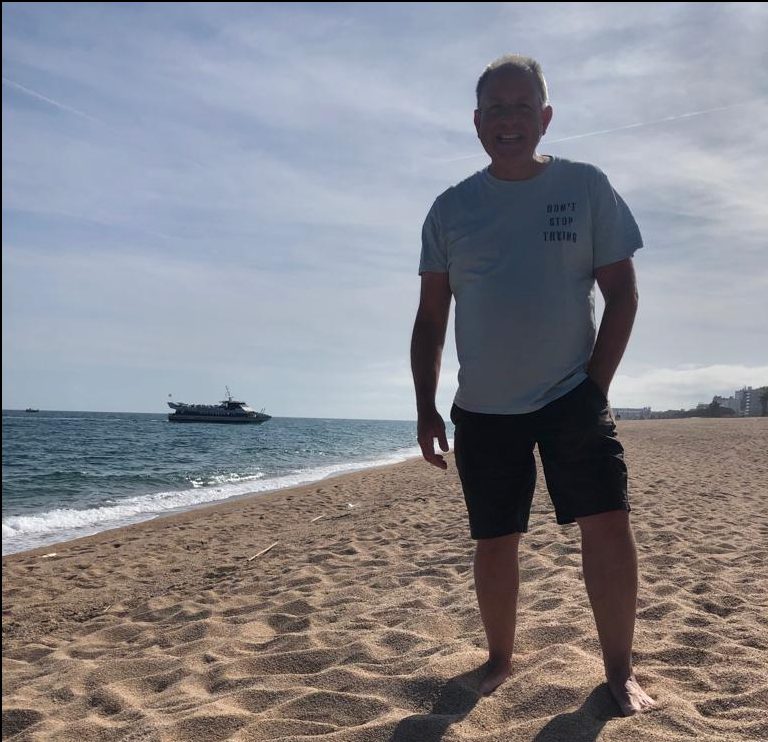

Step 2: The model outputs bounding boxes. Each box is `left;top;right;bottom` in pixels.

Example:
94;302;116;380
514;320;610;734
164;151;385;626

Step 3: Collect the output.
410;54;656;716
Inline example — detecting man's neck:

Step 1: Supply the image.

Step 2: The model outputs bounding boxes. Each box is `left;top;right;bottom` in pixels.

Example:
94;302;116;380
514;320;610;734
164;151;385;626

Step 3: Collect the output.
488;154;551;181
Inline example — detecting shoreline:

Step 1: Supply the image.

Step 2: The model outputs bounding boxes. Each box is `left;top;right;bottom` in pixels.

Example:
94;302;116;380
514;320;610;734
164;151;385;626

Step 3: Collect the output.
6;415;761;558
2;452;425;562
4;418;766;741
1;443;428;558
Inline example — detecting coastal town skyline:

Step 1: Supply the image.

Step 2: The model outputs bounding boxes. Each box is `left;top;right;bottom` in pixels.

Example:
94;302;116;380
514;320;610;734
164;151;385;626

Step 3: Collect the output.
613;384;768;420
9;381;767;421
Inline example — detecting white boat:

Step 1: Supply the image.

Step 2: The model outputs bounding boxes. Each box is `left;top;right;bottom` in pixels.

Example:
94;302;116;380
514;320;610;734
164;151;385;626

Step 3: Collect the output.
167;388;271;424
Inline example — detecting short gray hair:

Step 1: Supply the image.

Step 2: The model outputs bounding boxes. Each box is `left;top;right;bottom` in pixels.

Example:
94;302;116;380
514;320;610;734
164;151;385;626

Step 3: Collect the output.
476;54;549;108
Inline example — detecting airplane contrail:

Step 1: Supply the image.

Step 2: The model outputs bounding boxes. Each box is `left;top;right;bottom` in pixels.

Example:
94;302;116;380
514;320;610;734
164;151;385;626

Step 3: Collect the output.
435;101;755;163
546;102;752;144
2;77;103;124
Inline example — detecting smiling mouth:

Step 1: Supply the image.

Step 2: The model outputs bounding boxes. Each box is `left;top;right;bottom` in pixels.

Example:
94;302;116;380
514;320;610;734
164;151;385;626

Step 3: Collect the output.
496;134;524;144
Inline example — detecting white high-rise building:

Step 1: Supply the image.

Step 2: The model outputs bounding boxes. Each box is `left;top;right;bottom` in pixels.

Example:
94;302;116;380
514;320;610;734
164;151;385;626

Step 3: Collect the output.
734;386;766;417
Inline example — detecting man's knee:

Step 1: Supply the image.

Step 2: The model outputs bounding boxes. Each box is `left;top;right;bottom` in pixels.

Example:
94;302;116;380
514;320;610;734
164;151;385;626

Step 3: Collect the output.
576;509;631;538
476;532;523;555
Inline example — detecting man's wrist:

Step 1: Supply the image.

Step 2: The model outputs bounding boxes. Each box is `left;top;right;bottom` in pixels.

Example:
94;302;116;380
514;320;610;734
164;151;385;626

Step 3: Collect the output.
586;368;611;395
416;400;438;417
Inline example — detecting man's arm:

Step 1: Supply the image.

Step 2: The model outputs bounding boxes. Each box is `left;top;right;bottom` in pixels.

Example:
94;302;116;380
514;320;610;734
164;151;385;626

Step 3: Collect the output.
411;271;452;469
588;257;639;397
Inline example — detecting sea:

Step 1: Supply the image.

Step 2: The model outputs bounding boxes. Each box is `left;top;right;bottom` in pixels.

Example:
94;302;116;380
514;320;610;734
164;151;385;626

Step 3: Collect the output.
2;410;453;556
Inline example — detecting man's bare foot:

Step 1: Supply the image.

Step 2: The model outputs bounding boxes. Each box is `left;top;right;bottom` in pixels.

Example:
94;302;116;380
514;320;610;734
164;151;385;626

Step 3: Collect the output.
478;659;512;696
608;674;656;716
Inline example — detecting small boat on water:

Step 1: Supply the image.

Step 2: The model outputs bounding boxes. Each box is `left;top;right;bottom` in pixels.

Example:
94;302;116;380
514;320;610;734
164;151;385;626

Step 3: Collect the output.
167;388;271;425
25;408;40;413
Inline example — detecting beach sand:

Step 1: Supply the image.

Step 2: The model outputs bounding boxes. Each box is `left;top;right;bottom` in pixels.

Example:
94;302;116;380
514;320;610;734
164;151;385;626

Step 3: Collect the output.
3;418;767;741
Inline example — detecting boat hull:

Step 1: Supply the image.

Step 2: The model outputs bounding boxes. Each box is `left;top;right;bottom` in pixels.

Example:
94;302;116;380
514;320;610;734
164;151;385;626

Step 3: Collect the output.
168;414;270;424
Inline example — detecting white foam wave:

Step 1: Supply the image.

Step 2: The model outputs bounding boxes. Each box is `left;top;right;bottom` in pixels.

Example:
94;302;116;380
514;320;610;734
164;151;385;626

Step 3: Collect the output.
2;443;438;555
190;471;266;488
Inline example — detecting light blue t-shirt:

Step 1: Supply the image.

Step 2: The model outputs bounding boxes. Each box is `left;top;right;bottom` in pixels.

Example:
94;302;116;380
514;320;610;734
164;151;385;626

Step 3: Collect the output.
419;156;642;414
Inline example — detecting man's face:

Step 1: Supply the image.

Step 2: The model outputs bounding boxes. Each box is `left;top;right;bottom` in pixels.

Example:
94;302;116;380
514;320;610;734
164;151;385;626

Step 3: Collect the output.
474;68;553;171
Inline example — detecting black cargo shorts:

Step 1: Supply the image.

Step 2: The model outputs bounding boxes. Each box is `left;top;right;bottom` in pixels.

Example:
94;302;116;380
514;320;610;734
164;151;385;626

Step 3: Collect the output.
450;377;629;539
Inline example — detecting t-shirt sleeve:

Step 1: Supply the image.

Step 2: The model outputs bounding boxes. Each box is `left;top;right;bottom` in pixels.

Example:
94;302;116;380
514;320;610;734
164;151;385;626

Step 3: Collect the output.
590;168;643;270
418;198;448;274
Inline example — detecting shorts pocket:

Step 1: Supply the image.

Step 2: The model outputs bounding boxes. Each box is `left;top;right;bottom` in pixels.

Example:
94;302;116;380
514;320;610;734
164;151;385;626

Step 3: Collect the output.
450;404;460;425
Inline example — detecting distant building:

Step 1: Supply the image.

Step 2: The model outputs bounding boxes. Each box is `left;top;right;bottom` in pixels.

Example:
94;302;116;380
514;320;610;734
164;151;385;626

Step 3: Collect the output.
714;395;740;414
613;407;652;420
735;386;767;417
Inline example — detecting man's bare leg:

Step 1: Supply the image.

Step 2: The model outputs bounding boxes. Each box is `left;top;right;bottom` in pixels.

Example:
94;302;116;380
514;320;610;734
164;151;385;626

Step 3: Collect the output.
577;510;656;715
474;532;521;695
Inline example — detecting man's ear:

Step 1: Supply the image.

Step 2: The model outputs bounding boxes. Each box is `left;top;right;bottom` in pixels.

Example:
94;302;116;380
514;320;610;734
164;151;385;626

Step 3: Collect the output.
542;105;553;135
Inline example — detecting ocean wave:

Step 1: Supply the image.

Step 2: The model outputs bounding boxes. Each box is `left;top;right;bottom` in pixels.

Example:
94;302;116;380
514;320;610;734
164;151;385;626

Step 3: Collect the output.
2;443;434;555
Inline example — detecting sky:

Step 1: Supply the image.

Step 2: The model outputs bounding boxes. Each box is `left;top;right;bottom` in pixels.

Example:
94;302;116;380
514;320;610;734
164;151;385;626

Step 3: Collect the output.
3;2;767;419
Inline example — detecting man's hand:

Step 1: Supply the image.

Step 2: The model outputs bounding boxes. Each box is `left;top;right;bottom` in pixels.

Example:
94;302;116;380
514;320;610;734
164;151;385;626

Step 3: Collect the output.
417;408;450;470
